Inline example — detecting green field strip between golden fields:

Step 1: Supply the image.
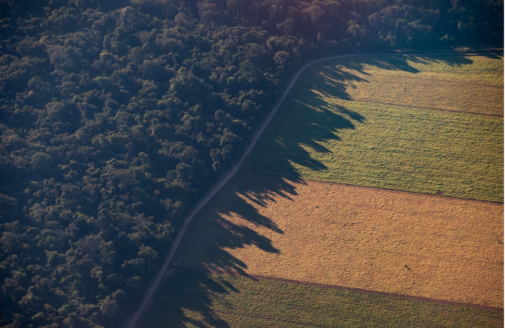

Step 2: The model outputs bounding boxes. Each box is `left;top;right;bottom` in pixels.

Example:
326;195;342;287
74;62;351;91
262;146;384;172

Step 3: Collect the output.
250;55;503;202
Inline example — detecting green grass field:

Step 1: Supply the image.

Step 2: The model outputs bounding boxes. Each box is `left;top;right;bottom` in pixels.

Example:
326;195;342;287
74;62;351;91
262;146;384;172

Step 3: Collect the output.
250;55;503;202
139;269;503;328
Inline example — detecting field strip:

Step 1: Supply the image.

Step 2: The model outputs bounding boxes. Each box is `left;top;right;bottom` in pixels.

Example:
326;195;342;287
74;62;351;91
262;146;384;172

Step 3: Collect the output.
350;98;504;117
140;267;504;328
364;73;504;87
182;267;504;312
283;174;505;204
179;173;503;308
126;51;503;328
253;73;503;202
315;54;503;116
352;71;505;89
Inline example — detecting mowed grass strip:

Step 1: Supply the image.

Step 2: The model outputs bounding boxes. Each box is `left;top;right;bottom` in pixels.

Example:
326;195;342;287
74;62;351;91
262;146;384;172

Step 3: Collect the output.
251;55;503;202
139;268;503;328
178;173;503;308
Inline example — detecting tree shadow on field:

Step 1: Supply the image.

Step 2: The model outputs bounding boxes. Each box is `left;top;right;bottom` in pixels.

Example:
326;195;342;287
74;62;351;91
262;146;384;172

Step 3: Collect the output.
138;51;487;328
479;51;503;60
140;269;232;328
176;173;294;276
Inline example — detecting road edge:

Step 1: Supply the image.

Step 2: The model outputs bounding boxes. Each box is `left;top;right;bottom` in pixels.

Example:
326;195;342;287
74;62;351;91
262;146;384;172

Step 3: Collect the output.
124;50;503;328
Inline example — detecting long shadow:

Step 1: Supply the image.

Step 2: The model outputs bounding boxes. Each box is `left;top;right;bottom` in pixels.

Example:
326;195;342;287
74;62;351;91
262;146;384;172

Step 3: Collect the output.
139;51;488;327
177;173;294;276
138;174;297;327
254;99;360;178
140;269;233;328
481;53;503;60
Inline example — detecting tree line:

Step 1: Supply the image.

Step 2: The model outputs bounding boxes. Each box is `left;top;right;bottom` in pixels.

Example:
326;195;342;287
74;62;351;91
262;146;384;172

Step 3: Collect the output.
0;0;502;327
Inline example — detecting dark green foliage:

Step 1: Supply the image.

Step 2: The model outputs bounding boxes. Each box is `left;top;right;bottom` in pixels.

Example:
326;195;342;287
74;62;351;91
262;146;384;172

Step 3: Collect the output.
0;0;502;327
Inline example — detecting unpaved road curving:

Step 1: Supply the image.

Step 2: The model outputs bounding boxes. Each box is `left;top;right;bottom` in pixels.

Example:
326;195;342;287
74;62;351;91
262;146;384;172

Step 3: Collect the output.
124;50;503;328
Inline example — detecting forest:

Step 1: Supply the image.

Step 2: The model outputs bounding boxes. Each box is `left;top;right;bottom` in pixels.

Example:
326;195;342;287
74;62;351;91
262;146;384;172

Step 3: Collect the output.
0;0;502;327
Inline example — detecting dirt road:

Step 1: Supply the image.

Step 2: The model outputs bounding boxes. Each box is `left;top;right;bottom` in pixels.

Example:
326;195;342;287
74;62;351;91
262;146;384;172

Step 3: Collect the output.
124;50;502;328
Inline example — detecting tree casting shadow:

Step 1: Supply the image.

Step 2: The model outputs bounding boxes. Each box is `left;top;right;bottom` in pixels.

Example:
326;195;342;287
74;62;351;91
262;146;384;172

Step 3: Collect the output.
139;51;482;327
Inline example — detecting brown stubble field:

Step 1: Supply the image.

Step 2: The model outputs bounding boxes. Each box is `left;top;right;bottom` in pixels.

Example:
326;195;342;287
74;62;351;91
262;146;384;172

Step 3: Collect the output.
330;55;504;116
178;172;504;308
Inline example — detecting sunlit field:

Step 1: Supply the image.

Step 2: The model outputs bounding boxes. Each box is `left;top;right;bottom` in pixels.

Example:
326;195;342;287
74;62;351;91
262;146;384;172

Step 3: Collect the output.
143;54;504;327
139;268;503;328
336;55;503;116
177;173;503;308
251;55;504;202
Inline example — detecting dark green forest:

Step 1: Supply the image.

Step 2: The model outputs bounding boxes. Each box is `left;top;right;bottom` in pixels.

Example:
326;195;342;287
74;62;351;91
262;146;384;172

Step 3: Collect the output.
0;0;502;327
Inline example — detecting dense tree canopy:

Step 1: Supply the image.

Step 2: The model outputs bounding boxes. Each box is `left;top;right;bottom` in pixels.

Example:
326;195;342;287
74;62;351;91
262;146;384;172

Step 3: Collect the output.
0;0;502;326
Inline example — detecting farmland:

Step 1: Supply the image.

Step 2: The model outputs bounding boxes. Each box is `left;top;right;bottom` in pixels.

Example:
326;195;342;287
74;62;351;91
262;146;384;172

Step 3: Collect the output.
251;55;503;202
139;268;503;328
177;173;503;308
328;55;504;116
144;54;504;327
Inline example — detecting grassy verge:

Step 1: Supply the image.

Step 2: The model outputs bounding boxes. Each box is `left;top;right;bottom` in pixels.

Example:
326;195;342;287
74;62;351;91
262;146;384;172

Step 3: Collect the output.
139;268;503;328
250;55;503;202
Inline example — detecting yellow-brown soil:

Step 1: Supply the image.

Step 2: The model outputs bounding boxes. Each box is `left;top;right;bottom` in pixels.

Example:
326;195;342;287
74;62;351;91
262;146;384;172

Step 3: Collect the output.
179;173;504;308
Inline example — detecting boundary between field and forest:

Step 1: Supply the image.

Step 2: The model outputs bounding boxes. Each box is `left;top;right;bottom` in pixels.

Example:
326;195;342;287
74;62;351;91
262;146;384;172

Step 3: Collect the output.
124;50;504;328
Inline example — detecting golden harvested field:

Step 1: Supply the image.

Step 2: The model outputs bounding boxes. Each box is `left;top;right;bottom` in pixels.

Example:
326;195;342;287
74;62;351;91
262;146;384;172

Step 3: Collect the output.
329;55;504;116
178;173;504;308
